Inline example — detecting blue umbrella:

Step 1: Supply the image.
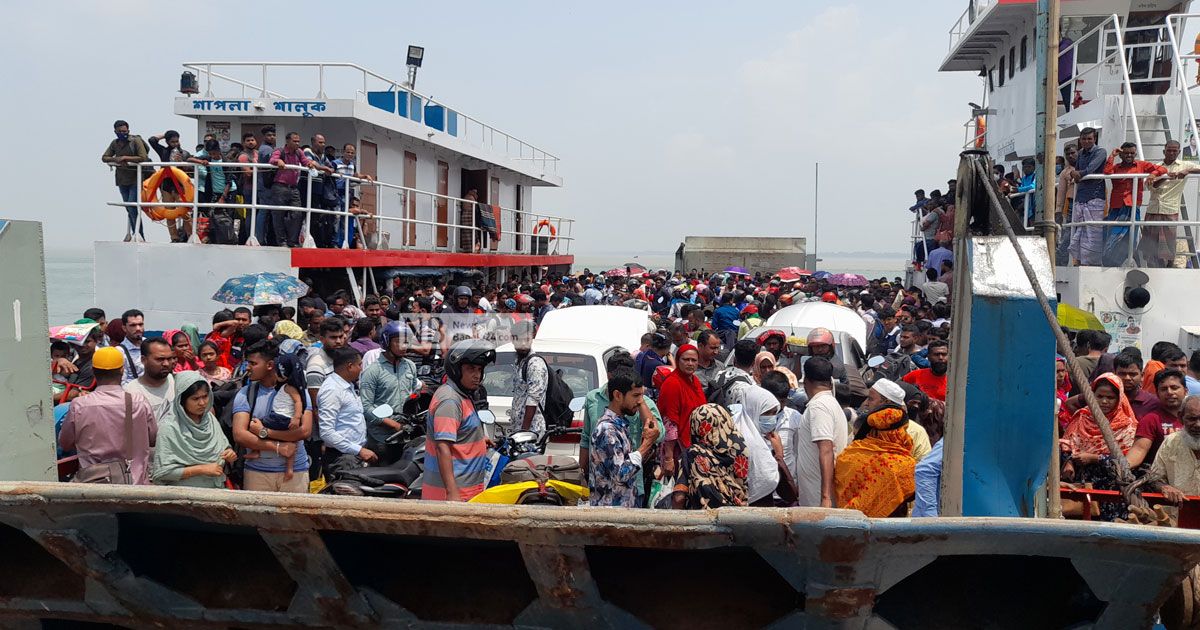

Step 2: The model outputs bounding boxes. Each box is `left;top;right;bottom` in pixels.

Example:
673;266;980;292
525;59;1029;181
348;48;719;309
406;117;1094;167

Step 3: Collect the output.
212;272;309;305
812;270;832;280
724;266;750;275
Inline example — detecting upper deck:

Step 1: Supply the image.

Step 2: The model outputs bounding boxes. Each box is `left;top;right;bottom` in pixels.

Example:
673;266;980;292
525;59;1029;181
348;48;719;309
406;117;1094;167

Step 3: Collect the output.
177;61;562;187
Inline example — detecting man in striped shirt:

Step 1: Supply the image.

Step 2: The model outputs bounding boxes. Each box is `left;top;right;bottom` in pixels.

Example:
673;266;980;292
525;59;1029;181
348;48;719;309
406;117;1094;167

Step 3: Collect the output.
422;340;493;501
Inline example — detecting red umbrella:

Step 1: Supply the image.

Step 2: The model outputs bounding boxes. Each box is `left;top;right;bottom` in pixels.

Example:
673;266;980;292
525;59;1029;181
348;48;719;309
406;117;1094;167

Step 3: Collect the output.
603;267;628;278
777;266;812;281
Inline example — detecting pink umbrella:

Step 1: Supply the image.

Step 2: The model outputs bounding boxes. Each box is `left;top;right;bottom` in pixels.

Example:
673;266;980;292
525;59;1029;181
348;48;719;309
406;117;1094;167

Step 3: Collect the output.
828;273;869;287
777;266;813;281
603;267;628;278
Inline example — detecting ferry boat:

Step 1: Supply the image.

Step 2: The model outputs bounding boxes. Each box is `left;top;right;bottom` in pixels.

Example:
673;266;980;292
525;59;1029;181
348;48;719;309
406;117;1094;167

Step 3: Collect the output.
95;61;575;325
930;0;1200;354
5;29;1200;629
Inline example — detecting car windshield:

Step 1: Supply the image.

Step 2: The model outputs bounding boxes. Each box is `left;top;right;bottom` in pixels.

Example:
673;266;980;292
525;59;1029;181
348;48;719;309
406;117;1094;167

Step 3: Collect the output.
482;351;599;398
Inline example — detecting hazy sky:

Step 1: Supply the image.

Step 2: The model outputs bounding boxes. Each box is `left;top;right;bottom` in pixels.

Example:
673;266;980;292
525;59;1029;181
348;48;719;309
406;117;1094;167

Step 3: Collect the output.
1;0;982;255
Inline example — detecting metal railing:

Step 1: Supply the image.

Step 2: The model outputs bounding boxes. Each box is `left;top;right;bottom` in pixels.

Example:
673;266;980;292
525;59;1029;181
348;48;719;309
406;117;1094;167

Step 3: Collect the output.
182;62;560;173
107;160;574;257
947;0;996;52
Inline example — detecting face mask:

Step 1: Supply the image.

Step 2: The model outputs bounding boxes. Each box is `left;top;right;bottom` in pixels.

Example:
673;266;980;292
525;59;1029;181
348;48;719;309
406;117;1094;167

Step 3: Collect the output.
1055;164;1063;175
115;132;128;140
757;412;782;435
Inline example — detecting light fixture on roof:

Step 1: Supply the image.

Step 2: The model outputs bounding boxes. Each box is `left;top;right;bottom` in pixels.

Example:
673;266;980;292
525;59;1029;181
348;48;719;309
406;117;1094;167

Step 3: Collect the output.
407;45;425;90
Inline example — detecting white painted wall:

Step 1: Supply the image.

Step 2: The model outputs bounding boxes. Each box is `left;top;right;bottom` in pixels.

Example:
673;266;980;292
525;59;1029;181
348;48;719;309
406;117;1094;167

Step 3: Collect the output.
94;241;295;329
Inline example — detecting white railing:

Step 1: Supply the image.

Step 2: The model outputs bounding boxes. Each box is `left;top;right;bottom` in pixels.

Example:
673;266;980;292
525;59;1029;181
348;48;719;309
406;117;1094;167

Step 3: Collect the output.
182;62;559;173
948;0;997;52
106;160;574;258
1062;172;1199;268
1166;15;1200;163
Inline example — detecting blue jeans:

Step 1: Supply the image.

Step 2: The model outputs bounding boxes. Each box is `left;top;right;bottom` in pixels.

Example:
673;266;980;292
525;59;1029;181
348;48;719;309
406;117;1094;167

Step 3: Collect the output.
254;186;273;245
118;185;143;237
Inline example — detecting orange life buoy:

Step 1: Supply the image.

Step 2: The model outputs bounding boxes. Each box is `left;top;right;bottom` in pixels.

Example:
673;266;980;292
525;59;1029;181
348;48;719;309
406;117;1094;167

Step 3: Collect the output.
974;116;987;148
534;219;557;239
140;166;195;221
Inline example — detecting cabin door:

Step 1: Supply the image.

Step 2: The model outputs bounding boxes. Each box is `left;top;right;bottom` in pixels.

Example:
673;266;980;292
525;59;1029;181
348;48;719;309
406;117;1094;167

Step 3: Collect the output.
359;141;378;217
404;151;417;246
436;161;449;248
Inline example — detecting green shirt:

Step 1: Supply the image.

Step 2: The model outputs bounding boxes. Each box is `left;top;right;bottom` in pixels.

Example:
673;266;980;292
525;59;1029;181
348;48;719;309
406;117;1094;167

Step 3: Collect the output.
359;354;420;443
581;386;665;490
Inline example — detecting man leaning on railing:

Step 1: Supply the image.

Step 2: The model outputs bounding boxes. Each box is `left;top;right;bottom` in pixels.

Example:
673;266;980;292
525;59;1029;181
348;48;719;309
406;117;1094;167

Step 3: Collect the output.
269;132;332;248
1144;140;1200;268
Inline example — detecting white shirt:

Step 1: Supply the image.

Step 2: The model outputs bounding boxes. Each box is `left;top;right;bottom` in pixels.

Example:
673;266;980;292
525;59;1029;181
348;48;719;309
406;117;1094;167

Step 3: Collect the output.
124;374;176;423
317;372;366;455
791;389;849;507
775;407;804;475
923;281;950;304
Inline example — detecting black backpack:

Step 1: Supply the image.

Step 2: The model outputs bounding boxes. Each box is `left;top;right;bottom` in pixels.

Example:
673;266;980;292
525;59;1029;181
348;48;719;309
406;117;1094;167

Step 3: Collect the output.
706;369;752;408
522;355;574;428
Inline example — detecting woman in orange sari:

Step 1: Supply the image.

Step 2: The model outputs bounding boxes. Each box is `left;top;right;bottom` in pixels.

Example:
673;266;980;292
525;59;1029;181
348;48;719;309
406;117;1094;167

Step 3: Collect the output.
1061;372;1138;521
835;404;916;517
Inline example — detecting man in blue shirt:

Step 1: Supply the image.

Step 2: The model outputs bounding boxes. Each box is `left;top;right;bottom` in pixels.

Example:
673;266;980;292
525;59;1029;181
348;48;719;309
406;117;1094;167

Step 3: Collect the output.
1068;127;1107;265
908;188;928;213
1016;157;1037;222
318;347;377;478
712;294;741;348
232;341;312;493
913;439;944;516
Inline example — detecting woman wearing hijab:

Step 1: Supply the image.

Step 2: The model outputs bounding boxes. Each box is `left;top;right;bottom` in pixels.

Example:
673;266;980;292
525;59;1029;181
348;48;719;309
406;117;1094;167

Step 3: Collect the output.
104;319;126;348
1061;372;1138;521
1056;355;1073;432
835;404;917;517
686;404;749;508
736;385;799;506
151;372;237;488
657;345;707;475
163;329;203;373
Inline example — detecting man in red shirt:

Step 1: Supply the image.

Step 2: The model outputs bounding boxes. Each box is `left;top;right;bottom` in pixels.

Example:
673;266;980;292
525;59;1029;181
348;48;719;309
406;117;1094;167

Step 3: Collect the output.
903;339;949;401
1127;369;1188;469
1103;142;1168;210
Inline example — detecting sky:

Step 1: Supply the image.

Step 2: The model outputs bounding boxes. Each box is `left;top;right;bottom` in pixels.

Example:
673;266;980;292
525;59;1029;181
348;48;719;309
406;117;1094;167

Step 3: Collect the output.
0;0;981;255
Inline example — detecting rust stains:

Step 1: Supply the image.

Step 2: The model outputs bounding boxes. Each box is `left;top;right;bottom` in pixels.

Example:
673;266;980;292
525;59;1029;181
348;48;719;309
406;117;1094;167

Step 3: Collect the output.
807;587;876;619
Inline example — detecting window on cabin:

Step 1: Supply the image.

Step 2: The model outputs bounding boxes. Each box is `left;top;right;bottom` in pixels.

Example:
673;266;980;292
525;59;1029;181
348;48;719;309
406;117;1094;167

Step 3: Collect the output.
1009;47;1015;78
999;57;1006;86
988;68;995;92
1020;37;1027;70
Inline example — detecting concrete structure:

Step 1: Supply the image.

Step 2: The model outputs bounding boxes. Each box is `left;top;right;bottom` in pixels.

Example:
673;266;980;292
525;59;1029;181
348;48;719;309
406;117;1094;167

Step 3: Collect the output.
675;236;806;276
0;220;56;481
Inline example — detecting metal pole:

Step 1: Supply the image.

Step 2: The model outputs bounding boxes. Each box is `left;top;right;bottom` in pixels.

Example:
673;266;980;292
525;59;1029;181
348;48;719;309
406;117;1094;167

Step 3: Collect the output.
247;164;259;246
813;162;819;266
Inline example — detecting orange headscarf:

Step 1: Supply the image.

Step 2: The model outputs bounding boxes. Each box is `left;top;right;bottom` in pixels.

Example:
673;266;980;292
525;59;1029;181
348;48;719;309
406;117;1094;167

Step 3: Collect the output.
1062;372;1137;457
835;405;916;517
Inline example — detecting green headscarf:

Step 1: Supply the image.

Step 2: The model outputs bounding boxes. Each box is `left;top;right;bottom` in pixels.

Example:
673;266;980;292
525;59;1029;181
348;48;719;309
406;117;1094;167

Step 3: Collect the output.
181;323;203;355
151;371;230;488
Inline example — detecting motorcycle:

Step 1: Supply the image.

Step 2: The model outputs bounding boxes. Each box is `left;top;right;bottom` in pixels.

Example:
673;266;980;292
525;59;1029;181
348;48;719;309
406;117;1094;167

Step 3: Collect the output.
321;394;431;498
470;398;589;506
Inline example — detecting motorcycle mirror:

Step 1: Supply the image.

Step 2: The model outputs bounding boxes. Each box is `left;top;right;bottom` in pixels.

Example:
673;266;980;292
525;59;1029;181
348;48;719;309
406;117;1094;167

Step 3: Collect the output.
373;404;394;418
569;397;585;413
867;355;886;369
477;409;497;425
727;404;743;416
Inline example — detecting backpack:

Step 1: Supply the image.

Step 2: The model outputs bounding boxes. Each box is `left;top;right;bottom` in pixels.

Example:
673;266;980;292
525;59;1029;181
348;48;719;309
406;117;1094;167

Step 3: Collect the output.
259;147;277;188
707;369;752;408
522;355;574;429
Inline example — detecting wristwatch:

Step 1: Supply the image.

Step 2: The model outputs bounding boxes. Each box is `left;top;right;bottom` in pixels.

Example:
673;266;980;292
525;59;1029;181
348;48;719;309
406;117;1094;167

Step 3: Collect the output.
258;426;270;439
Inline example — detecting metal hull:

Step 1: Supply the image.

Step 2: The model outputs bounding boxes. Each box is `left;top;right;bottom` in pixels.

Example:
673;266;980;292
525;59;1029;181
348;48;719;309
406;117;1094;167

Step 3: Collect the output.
2;482;1199;628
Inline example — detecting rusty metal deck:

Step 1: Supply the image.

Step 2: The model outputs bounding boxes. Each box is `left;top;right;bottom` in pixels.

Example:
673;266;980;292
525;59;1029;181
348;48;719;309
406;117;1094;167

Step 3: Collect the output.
1;483;1198;628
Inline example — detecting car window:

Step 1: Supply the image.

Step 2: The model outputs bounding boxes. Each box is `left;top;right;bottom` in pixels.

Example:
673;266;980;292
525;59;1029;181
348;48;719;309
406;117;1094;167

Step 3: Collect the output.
482;351;599;398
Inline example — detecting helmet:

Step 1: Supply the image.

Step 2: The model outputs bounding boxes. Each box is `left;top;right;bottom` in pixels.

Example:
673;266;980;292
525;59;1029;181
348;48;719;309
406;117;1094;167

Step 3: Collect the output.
807;327;835;346
742;304;759;315
454;285;473;299
760;329;787;346
379;321;406;350
444;339;496;386
516;293;535;305
821;291;838;303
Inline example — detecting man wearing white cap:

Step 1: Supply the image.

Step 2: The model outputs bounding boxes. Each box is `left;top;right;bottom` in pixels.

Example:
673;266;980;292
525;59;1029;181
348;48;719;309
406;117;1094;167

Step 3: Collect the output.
863;378;931;462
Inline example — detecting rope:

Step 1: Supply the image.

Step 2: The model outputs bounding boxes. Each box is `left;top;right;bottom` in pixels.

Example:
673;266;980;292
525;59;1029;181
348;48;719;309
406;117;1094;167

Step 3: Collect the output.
969;158;1146;509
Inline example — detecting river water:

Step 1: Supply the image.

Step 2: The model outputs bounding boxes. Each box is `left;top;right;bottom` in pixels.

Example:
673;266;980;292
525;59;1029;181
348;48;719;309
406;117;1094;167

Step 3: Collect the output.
44;249;905;326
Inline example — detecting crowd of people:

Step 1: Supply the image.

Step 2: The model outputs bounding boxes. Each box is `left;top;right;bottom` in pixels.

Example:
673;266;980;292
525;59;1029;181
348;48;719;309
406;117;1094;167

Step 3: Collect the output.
912;128;1198;270
48;263;960;516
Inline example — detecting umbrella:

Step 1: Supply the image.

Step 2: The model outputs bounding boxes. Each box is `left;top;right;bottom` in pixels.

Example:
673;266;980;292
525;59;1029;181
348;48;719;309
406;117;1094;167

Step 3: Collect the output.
724;266;750;275
777;266;812;282
1057;303;1104;331
50;322;99;345
828;273;869;287
602;267;628;278
212;272;310;306
622;262;647;273
811;271;832;280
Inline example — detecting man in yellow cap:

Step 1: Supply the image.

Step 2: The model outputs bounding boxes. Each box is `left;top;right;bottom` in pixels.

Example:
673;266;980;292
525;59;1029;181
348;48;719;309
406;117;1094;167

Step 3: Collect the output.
59;347;156;484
